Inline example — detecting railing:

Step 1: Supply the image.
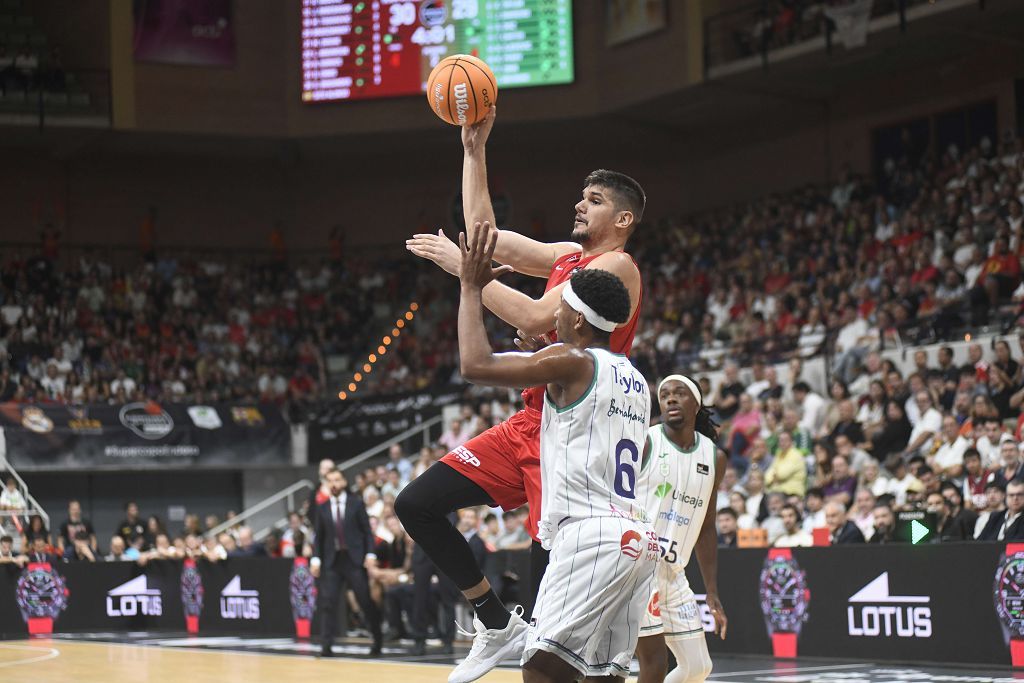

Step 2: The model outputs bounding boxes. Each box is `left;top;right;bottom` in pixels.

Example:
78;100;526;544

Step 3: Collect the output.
335;414;444;473
0;434;50;531
204;479;315;540
702;0;971;78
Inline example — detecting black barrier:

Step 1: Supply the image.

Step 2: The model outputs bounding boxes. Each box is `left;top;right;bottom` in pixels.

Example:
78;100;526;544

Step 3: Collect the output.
0;401;289;469
1;545;1020;667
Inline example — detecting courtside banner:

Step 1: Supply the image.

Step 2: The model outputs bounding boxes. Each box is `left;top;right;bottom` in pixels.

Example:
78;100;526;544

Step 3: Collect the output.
309;387;463;458
684;542;1010;666
0;402;289;470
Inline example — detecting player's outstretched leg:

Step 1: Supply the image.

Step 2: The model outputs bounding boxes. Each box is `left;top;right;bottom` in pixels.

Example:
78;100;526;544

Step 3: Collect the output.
395;462;528;682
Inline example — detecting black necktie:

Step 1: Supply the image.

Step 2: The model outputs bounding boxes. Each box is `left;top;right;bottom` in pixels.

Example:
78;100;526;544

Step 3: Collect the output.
334;498;346;550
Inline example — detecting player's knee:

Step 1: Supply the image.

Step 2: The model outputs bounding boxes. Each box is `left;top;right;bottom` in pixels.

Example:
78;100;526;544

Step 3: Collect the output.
394;485;423;527
636;638;668;683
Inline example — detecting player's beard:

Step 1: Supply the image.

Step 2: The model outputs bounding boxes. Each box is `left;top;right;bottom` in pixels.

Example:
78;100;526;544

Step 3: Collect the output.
571;226;590;243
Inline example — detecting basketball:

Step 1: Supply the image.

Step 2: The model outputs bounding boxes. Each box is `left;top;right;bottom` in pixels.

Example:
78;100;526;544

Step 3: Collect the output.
425;54;498;126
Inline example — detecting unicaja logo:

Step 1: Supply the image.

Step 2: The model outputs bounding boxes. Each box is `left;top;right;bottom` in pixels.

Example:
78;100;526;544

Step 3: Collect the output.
620;530;642;560
847;572;931;638
220;575;260;620
107;575;162;617
453;82;469;124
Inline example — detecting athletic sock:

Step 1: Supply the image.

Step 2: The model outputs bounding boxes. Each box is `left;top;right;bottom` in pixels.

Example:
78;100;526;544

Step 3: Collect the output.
470;589;511;630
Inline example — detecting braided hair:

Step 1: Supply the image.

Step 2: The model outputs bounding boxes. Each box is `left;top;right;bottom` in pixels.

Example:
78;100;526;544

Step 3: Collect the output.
682;373;719;441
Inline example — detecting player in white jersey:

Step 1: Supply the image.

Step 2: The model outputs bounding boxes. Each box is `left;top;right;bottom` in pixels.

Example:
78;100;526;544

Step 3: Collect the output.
456;223;657;682
634;375;729;683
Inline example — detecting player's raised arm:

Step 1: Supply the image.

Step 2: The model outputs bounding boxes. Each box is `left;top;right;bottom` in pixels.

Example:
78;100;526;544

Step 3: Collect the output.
457;223;589;389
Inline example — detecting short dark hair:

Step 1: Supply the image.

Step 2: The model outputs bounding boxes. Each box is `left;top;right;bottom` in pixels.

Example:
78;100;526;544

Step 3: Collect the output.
793;381;811;394
917;464;934;477
964;448;981;460
940;481;961;498
1009;478;1024;490
806;487;825;500
124;500;137;511
876;493;896;508
0;535;12;544
568;269;631;336
716;507;738;520
781;504;803;522
584;169;646;226
484;513;497;524
985;481;1007;494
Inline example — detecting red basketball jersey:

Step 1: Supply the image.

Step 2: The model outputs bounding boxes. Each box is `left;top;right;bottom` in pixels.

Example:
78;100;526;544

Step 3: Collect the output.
521;250;642;411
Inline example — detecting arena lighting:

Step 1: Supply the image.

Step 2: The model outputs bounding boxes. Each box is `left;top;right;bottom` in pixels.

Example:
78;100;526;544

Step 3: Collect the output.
383;336;392;346
354;373;363;382
339;302;419;400
410;302;419;311
369;353;377;363
363;363;372;373
378;345;387;355
348;382;357;392
392;328;400;337
396;319;405;329
405;312;414;321
338;391;347;400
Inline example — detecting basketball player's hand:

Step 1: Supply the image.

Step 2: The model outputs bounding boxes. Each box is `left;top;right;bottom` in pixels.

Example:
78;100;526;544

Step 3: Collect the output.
462;105;496;154
406;229;461;276
514;329;552;352
459;220;512;289
706;593;728;639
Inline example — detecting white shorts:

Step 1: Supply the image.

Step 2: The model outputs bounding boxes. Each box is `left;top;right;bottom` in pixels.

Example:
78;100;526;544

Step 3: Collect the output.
639;562;707;640
522;516;657;678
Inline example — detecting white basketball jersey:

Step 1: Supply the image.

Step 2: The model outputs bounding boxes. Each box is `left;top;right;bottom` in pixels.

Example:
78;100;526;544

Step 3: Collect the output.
538;347;651;545
638;425;717;572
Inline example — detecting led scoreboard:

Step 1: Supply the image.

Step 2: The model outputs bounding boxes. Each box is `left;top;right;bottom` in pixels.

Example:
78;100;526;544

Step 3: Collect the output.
301;0;573;102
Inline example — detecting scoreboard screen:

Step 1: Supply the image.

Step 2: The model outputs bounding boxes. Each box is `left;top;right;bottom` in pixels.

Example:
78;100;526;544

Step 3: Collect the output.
301;0;574;103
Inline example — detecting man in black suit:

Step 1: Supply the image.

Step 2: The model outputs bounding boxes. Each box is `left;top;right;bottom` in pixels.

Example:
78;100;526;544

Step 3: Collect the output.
25;536;58;564
825;501;865;544
311;468;383;657
978;478;1024;541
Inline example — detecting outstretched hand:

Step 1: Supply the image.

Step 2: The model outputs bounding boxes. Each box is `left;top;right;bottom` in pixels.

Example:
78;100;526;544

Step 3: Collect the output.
462;106;496;154
459;221;512;290
406;229;461;276
514;329;552;352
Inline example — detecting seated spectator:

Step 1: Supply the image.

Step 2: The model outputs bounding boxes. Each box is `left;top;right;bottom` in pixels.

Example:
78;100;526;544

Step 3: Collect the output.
104;535;130;561
825;501;865;544
25;536;58;564
903;390;942;458
228;526;267;558
792;382;827;436
828;399;865;447
975;481;1007;538
213;532;237;560
58;500;96;554
975;417;1005;468
930;415;968;481
0;535;28;567
916;464;940;495
495;510;532;551
117;501;146;546
746;437;773;473
22;515;51;547
63;530;99;562
801;487;826;533
936;483;978;542
280;511;311;558
860;457;890;498
387;444;413;484
437;418;472;452
728;392;763;470
380;469;405;500
713;363;745;421
822;454;857;505
0;476;25;510
991;437;1024;489
765;431;807;497
761;492;787;545
742;468;767;521
818;380;851;440
851;488;876;540
867;502;899;544
834;433;870;473
977;478;1024;541
962;448;991;510
142;515;167;551
716;508;738;547
729;491;756;529
868;401;912;461
774;504;812;547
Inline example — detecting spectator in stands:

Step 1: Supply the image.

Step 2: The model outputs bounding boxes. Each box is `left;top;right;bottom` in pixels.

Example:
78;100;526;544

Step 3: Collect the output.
437;418;471;452
904;390;942;458
822;454;857;505
281;511;312;558
869;401;912;461
142;515;166;551
774;504;812;547
716;508;738;547
868;502;898;544
833;306;879;384
729;491;755;530
761;492;787;545
387;444;413;484
828;399;865;448
978;479;1024;541
104;536;130;561
57;500;96;554
765;431;807;497
728;392;763;470
116;501;145;546
801;488;826;533
495;509;532;551
63;530;98;562
931;415;969;481
714;363;745;421
22;515;50;547
851;488;876;540
0;535;27;567
742;468;767;520
792;382;827;436
825;501;865;544
0;476;25;511
380;469;405;500
229;526;267;557
963;448;990;509
25;536;58;564
937;483;978;541
992;437;1024;489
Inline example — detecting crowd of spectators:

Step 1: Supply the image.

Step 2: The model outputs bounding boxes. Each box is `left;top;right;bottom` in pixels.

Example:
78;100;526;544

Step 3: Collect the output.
710;336;1024;546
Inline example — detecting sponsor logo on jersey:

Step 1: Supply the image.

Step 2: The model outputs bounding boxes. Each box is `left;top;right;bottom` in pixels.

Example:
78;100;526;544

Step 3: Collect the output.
106;575;162;617
452;446;481;467
654;483;673;499
696;463;710;475
648;590;661;617
847;572;931;638
220;575;260;620
671;491;706;508
659;509;692;526
620;530;643;560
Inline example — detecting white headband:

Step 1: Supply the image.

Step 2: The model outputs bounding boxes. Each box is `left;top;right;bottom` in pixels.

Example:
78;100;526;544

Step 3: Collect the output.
562;281;618;333
658;374;702;406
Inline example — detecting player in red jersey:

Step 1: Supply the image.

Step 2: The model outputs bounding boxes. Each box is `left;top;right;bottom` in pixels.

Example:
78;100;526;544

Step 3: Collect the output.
397;107;644;680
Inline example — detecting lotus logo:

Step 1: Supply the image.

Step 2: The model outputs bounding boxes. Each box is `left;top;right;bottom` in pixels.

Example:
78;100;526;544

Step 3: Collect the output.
620;530;643;560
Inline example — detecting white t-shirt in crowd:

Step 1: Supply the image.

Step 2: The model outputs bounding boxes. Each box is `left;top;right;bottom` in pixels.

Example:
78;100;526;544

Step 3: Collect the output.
774;530;813;548
933;436;969;472
908;408;942;447
799;392;828;434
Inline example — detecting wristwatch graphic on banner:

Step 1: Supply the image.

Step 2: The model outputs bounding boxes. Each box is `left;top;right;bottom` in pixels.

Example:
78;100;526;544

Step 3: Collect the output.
15;562;69;635
758;548;810;657
994;542;1024;666
290;557;317;639
180;558;205;634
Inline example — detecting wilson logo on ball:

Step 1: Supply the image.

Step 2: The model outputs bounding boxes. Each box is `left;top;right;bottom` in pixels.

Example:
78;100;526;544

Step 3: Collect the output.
453;82;470;125
425;54;498;126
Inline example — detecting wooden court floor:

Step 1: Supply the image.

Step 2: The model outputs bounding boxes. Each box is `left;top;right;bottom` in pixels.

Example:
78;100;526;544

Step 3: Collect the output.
0;639;523;683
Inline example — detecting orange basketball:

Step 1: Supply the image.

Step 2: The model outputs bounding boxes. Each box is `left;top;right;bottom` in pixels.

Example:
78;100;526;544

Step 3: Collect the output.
426;54;498;126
